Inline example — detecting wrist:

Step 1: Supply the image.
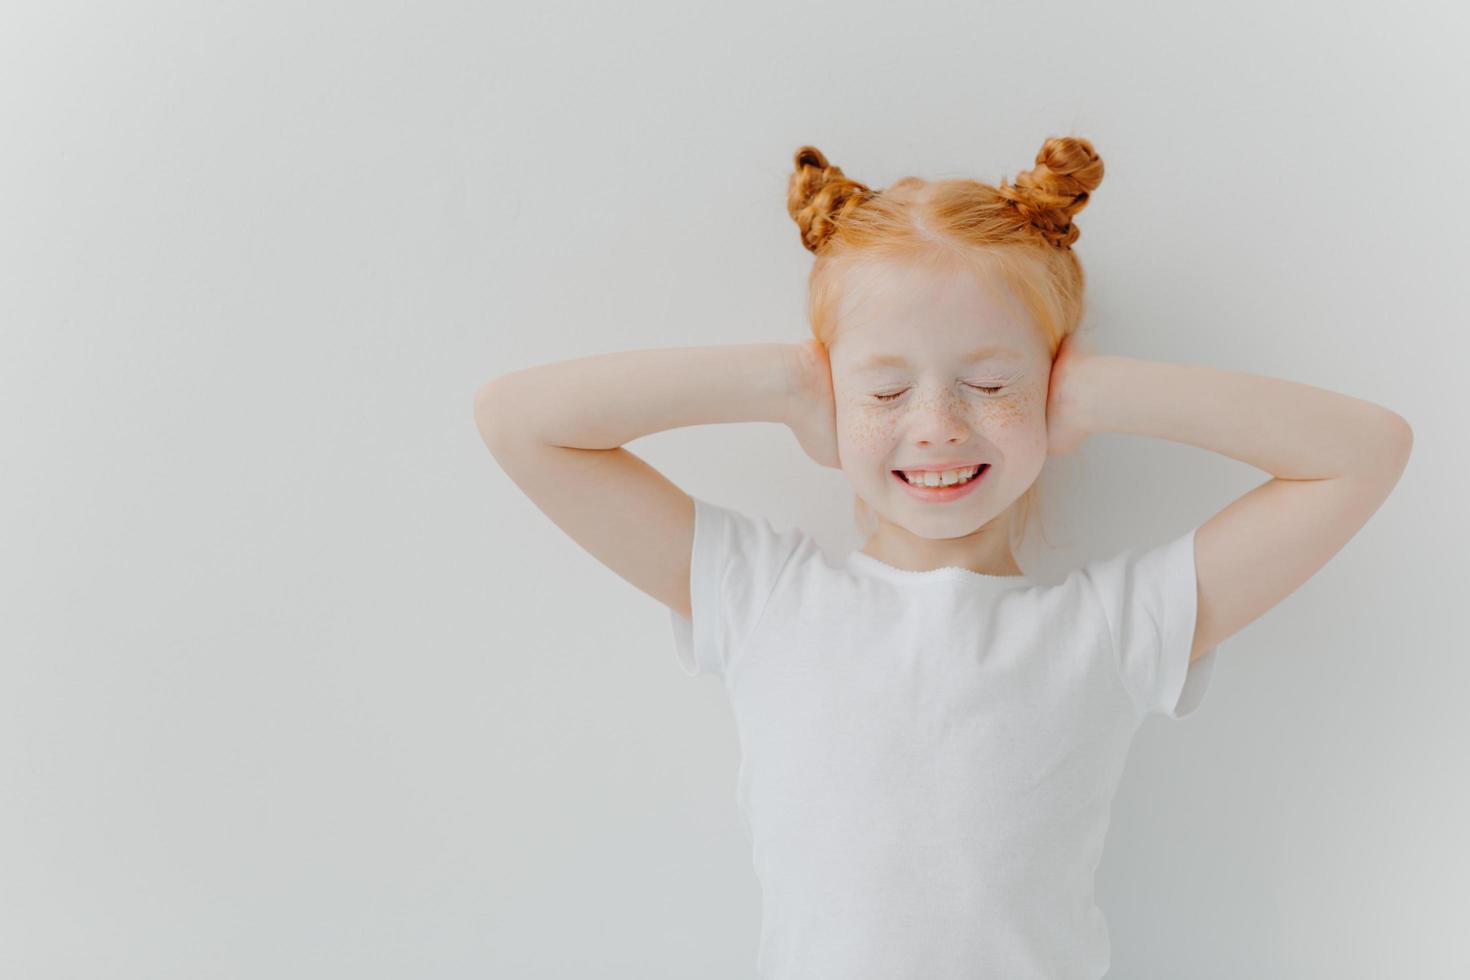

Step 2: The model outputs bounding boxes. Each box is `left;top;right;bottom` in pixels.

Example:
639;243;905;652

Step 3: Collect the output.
1084;355;1177;437
1071;354;1134;436
777;342;803;427
779;340;826;427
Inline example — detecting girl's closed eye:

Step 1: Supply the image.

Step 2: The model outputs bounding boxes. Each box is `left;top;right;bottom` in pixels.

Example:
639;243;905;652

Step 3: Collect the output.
872;382;1009;402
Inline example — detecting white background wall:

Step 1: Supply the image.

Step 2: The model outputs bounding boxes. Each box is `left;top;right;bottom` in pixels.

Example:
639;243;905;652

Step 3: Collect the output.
3;1;1466;977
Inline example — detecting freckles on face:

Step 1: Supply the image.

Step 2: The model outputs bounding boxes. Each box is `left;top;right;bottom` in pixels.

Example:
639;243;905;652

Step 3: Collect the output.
840;399;901;458
838;383;1044;465
986;383;1042;429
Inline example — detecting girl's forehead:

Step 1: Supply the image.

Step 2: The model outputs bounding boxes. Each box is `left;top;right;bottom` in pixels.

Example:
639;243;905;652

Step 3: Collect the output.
830;298;1041;372
832;263;1032;351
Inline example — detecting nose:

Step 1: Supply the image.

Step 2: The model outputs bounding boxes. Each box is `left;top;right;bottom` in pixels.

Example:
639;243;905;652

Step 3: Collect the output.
906;391;973;448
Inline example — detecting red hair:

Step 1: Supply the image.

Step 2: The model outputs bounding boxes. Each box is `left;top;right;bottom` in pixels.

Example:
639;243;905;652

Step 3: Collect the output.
785;137;1106;548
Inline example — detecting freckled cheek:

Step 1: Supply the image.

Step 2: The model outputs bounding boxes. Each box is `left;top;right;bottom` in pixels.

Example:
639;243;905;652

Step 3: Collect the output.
984;387;1049;454
838;406;900;463
984;388;1038;429
838;390;1047;460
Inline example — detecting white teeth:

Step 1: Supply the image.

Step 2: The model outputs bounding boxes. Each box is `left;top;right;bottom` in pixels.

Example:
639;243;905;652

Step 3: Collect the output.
900;465;982;487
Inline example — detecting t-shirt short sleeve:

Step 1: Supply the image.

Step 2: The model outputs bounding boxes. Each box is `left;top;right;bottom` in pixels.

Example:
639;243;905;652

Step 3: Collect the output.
668;495;808;679
1080;526;1220;720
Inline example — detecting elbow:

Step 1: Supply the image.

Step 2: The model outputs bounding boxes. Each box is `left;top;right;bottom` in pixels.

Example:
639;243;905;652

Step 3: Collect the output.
473;377;515;448
472;381;495;424
1386;410;1413;458
472;379;499;417
1374;410;1414;477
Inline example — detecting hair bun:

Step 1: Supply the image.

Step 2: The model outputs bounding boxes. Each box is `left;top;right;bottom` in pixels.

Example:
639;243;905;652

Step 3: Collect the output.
997;136;1104;249
787;145;875;254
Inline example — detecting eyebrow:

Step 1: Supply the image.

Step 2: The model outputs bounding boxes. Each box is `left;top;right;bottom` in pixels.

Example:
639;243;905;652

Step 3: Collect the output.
856;345;1020;371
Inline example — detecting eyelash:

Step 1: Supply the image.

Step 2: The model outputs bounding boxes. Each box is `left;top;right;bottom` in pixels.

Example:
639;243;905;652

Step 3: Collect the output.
873;383;1006;402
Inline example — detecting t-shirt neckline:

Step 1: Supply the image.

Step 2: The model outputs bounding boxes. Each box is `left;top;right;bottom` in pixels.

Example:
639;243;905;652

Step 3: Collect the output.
845;548;1031;586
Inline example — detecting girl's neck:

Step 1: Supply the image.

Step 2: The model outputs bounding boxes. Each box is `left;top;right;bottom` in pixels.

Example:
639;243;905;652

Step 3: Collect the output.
860;520;1022;576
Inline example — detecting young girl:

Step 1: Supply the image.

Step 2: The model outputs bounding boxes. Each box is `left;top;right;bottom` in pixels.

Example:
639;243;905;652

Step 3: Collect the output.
474;137;1412;979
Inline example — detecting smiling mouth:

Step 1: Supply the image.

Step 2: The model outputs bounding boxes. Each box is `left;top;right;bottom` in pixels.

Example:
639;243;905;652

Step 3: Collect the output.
891;464;990;488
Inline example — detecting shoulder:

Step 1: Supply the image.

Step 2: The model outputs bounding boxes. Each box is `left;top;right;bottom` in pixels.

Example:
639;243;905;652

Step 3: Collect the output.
1057;528;1218;719
689;495;822;577
672;495;827;678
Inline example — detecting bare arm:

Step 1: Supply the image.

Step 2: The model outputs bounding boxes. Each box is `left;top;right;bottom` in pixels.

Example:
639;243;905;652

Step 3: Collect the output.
473;343;802;619
480;343;796;449
1071;355;1413;662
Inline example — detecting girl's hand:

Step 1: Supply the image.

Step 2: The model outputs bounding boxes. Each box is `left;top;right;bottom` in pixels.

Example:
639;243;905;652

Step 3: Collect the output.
1045;331;1097;457
784;340;842;469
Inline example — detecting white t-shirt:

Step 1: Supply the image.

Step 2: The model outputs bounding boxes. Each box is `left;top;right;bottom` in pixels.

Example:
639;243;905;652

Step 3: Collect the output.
669;495;1220;980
